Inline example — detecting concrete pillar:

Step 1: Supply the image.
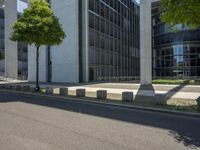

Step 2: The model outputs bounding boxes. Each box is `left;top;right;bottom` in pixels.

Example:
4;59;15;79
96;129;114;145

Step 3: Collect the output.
5;0;18;79
51;0;80;83
140;0;152;85
80;0;89;82
0;0;4;7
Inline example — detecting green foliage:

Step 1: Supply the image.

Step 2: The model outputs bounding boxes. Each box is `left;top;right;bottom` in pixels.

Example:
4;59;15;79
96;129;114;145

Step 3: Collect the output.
10;0;65;47
160;0;200;28
197;97;200;109
0;51;2;60
152;79;195;85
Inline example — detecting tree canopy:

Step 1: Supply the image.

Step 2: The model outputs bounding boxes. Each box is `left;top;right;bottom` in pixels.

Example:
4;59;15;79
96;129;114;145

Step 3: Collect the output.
10;0;65;47
160;0;200;28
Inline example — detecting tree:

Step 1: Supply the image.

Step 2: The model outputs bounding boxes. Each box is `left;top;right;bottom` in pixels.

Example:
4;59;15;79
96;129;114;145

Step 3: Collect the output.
0;51;3;60
10;0;65;91
160;0;200;28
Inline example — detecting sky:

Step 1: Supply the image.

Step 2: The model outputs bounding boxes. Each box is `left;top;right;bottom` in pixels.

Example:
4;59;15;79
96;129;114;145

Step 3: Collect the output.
135;0;140;4
17;0;28;13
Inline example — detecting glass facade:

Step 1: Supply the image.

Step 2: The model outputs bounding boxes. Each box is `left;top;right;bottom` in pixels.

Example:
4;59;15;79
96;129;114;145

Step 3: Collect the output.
0;7;28;79
88;0;140;81
152;2;200;79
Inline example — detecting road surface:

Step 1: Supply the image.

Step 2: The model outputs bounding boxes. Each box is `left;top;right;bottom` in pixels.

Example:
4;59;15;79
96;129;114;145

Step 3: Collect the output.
0;91;199;150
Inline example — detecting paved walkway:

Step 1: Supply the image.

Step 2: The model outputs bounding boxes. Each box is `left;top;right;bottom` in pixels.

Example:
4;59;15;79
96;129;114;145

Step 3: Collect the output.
1;81;200;101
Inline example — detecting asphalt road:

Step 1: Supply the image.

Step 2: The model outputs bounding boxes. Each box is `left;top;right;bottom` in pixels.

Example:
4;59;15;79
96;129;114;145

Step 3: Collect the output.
0;91;200;150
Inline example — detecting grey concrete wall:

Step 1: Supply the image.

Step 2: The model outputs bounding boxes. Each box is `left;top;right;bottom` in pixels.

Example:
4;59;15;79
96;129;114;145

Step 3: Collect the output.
28;45;48;82
140;0;152;85
50;0;80;83
5;0;18;79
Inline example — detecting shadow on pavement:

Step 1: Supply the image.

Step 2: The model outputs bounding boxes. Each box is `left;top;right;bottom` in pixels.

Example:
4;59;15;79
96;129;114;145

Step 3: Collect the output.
0;91;200;149
165;84;186;100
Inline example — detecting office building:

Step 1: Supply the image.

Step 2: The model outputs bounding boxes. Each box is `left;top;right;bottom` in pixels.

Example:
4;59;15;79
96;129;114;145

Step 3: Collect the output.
28;0;140;83
0;5;28;80
152;1;200;79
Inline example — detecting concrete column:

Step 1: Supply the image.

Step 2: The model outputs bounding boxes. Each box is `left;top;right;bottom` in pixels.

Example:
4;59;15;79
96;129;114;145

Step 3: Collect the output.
51;0;80;83
140;0;152;85
0;0;4;7
5;0;18;79
80;0;89;82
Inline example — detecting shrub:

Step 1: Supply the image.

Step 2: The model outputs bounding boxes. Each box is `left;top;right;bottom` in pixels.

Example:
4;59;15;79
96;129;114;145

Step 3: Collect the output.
197;97;200;109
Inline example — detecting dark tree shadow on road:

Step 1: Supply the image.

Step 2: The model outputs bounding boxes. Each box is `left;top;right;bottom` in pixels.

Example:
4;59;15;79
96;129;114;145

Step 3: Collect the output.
168;130;199;149
0;90;200;149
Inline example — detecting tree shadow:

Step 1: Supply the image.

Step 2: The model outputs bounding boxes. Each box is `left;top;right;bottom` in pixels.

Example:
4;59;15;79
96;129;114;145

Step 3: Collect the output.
169;130;200;149
0;91;199;149
165;84;186;100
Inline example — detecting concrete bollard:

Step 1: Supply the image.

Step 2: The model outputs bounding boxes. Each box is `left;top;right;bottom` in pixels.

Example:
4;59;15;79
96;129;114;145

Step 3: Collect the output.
30;87;36;92
59;88;68;96
155;94;167;105
14;85;21;91
122;92;134;102
5;84;12;90
0;84;6;89
97;90;107;100
22;85;30;91
76;89;86;97
45;87;54;94
1;84;4;89
10;85;15;90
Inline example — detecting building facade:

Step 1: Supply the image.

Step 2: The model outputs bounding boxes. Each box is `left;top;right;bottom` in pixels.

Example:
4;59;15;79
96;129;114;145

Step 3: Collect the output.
0;6;28;80
88;0;140;81
3;0;200;84
152;1;200;79
28;0;140;83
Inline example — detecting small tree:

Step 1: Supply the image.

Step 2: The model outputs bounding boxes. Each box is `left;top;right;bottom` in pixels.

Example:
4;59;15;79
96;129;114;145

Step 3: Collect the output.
10;0;65;91
160;0;200;28
0;51;3;60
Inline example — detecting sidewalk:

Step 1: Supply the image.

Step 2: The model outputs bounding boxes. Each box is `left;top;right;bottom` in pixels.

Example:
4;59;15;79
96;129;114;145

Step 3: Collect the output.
1;81;199;104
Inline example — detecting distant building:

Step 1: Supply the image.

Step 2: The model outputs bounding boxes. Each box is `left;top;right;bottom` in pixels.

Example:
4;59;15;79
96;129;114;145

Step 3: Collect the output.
0;7;28;80
152;1;200;79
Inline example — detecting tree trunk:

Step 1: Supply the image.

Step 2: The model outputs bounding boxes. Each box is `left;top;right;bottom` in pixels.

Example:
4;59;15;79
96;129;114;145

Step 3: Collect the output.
35;46;40;91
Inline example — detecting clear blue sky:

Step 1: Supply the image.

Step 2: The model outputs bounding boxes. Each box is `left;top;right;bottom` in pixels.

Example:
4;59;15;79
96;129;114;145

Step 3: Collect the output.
135;0;140;4
17;0;27;12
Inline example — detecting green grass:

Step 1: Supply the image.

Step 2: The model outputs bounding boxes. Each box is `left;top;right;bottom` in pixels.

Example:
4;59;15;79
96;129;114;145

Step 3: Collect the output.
164;104;200;113
40;88;46;94
152;79;195;85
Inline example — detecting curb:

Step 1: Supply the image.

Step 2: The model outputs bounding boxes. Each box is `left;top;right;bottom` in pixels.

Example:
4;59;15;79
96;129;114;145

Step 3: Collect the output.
0;89;200;118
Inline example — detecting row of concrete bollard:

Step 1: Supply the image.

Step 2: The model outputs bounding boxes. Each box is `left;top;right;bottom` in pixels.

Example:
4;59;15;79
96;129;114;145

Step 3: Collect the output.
0;84;168;104
0;84;34;92
43;88;168;104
